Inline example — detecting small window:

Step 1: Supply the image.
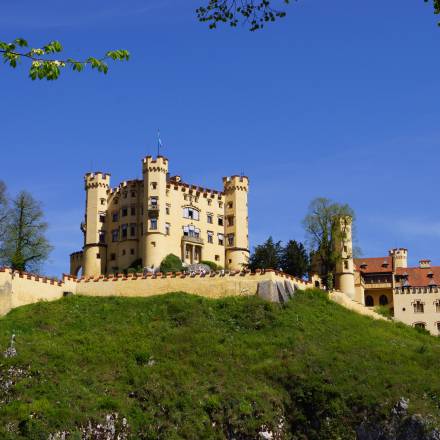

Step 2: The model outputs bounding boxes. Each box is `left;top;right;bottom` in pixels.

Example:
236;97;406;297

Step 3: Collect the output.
343;260;349;270
112;229;119;242
343;245;347;253
218;233;224;246
215;255;220;262
227;216;234;227
112;212;118;222
218;216;224;226
151;182;157;189
207;231;213;244
131;191;136;198
110;253;116;261
122;249;126;256
130;224;136;237
207;198;212;206
123;192;128;199
121;224;128;239
122;207;128;217
96;253;101;259
228;259;232;264
99;231;106;244
435;301;440;313
100;198;106;205
413;300;424;313
207;213;213;224
219;201;223;208
183;207;199;221
150;218;157;230
114;198;119;205
165;223;170;235
414;322;426;330
227;234;234;246
150;197;158;208
131;206;136;216
166;204;170;215
227;201;233;209
99;215;106;223
437;322;440;333
130;248;135;255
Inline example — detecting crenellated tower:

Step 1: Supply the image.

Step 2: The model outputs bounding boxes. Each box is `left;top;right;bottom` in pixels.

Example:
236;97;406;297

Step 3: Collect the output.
334;216;355;298
83;172;110;277
389;248;408;269
142;156;169;270
223;175;249;270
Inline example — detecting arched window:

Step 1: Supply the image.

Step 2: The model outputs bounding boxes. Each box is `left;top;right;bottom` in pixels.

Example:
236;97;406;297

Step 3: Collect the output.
379;295;388;306
365;295;374;307
414;322;426;330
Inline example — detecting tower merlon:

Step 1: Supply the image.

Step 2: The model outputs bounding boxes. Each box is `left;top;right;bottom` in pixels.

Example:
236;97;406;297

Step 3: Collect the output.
84;172;111;189
223;175;249;192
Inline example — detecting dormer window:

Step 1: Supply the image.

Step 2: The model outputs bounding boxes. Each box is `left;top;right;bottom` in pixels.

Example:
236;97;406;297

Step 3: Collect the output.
428;271;434;278
360;262;367;269
382;260;389;267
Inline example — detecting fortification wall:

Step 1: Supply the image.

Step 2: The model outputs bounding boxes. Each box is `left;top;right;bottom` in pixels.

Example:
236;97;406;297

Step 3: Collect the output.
0;268;312;316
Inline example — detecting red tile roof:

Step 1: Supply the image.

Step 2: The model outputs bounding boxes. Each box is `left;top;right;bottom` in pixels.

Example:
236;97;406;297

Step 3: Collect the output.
354;256;393;273
396;266;440;287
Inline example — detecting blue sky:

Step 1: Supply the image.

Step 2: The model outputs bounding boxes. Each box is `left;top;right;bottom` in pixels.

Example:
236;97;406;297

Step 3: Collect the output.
1;0;440;276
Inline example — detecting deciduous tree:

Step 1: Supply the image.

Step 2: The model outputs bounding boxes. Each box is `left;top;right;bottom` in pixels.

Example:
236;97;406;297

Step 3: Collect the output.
0;191;52;272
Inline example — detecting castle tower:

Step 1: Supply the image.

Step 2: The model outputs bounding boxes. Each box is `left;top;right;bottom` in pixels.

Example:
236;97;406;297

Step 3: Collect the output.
142;156;169;270
334;216;355;298
83;172;110;277
223;175;249;270
389;248;408;269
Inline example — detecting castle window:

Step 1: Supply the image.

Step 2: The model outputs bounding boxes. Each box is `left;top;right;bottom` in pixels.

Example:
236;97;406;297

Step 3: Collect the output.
112;212;118;222
183;225;200;238
100;198;106;205
123;192;128;199
131;206;136;216
150;197;158;208
218;216;224;226
207;231;213;244
99;231;106;244
130;224;136;237
413;300;424;313
227;202;233;209
151;182;157;190
166;204;170;215
130;248;135;255
207;213;213;224
228;259;232;264
122;249;126;256
435;300;440;313
165;223;170;235
218;233;224;246
215;255;220;262
207;199;212;206
110;253;116;261
414;322;426;330
99;215;106;223
365;295;374;307
183;207;199;221
114;198;119;205
218;201;223;209
343;260;349;270
96;253;101;259
150;218;157;230
112;229;119;242
227;234;234;246
131;191;136;198
343;245;347;253
166;189;170;197
227;216;234;227
379;295;388;306
121;224;128;239
437;322;440;333
122;207;128;217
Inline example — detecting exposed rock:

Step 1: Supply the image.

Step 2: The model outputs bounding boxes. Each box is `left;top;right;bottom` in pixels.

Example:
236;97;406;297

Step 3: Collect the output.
4;334;17;358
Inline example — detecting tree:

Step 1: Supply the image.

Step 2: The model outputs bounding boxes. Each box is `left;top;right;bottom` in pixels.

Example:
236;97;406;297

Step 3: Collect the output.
302;197;355;289
0;191;52;272
1;38;130;80
280;239;309;278
248;236;282;271
0;181;7;241
160;254;184;273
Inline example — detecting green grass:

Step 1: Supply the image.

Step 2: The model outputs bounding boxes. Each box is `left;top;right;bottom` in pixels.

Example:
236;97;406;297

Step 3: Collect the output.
0;289;439;438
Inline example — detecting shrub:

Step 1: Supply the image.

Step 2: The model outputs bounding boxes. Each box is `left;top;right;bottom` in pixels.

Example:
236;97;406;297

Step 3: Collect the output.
200;260;219;271
374;305;392;319
160;254;183;273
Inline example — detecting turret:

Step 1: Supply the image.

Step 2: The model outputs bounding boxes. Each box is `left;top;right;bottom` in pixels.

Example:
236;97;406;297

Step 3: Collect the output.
141;156;169;270
83;172;110;277
334;216;355;298
223;175;249;270
389;248;408;269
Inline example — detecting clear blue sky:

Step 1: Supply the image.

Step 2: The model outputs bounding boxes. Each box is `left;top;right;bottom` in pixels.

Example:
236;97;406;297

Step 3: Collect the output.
1;0;440;276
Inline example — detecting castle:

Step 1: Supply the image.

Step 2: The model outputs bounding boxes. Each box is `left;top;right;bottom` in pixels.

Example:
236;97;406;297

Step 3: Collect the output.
70;155;250;277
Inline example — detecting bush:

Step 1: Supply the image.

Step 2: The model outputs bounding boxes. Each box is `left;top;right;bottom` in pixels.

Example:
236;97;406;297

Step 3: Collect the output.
160;254;183;273
200;260;219;271
374;305;392;319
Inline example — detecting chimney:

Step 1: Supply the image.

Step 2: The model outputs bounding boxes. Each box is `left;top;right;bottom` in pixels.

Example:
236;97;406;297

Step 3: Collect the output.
419;259;431;269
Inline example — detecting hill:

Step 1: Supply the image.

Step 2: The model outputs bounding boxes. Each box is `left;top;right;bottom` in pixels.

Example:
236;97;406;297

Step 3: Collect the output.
0;290;439;439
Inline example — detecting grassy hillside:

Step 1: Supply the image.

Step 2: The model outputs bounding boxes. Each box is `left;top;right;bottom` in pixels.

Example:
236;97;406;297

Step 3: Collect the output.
0;290;439;438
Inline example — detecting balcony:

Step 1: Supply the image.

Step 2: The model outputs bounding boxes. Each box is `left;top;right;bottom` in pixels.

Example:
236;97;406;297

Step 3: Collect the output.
147;204;159;218
182;235;204;245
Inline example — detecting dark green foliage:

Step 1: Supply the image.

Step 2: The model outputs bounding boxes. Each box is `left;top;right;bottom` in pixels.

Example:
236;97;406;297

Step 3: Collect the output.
200;260;220;271
280;240;310;278
160;253;183;273
248;236;282;271
0;291;439;437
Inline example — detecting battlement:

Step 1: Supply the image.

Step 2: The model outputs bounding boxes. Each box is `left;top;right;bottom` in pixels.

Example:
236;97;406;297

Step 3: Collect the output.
84;172;111;190
389;248;408;256
167;178;224;198
223;175;249;192
142;155;169;173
